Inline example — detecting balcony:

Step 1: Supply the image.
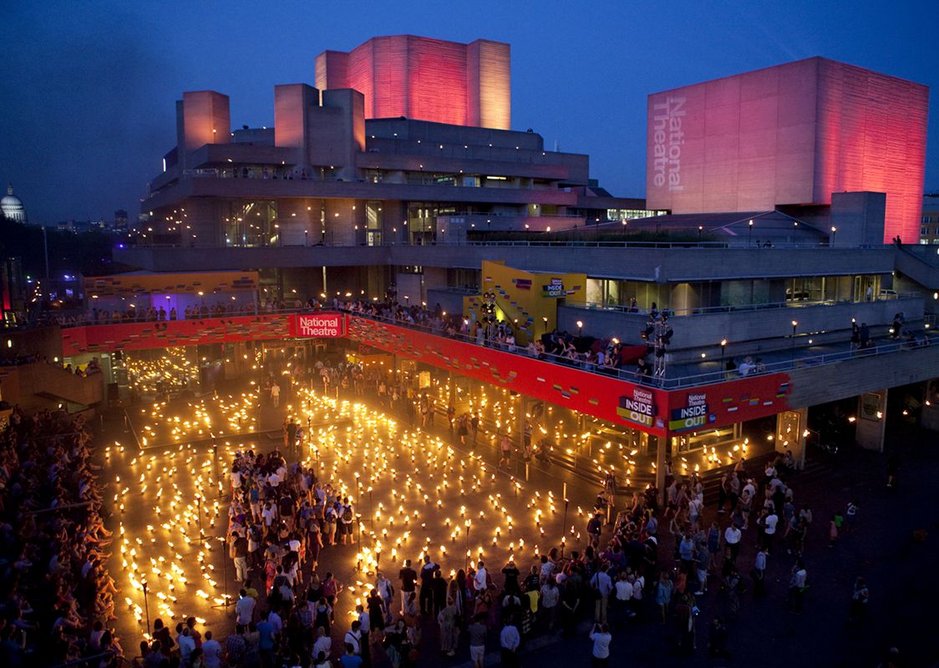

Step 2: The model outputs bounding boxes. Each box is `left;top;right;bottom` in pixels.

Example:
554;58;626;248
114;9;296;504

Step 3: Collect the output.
560;294;924;362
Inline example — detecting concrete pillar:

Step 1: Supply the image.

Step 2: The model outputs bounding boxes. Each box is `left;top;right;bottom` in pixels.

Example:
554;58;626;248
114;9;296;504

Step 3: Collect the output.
654;433;668;507
856;390;888;452
277;199;317;246
775;408;807;469
382;201;407;245
324;199;357;246
517;395;529;449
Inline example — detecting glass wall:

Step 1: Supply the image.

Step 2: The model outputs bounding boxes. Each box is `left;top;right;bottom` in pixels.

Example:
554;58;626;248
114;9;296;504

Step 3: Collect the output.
223;200;277;247
588;275;885;313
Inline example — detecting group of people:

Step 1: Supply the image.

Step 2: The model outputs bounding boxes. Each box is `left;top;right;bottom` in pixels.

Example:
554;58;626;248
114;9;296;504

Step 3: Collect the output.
332;297;645;379
0;409;121;667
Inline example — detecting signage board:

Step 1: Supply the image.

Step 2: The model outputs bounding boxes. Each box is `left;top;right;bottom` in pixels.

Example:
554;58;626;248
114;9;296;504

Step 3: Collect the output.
669;391;714;431
291;313;346;338
617;387;657;428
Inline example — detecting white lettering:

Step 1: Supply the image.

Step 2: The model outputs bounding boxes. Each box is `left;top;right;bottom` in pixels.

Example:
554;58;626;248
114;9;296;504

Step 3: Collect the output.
652;95;686;193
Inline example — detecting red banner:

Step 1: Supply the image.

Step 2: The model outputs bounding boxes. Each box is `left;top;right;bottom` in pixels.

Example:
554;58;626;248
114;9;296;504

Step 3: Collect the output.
59;312;792;436
667;374;792;433
345;317;672;436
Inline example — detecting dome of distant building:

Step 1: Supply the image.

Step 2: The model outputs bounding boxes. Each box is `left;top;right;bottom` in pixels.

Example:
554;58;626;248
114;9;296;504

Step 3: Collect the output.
1;184;26;223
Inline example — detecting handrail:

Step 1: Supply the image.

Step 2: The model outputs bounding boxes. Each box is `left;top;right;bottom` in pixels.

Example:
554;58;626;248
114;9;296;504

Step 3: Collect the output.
40;305;937;388
341;308;935;388
575;294;921;317
661;337;934;388
115;239;897;251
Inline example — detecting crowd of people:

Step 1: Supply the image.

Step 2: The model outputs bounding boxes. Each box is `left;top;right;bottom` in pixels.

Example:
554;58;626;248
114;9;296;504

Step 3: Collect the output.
0;409;121;667
131;432;876;668
332;298;649;379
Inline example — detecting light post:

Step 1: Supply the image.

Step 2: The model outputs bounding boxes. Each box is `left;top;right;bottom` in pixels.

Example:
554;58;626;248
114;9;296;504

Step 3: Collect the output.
576;320;583;338
464;519;471;569
698;225;703;240
831;226;837;247
791;320;798;363
748;219;754;247
720;338;727;368
142;580;151;636
561;481;569;557
542;316;548;333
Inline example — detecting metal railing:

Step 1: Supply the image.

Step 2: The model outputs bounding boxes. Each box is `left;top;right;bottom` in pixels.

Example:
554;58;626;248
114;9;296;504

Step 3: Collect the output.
341;308;936;389
575;294;920;317
662;337;934;388
46;305;937;389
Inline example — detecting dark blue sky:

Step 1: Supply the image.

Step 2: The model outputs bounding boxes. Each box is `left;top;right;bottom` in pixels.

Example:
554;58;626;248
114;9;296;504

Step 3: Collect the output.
1;0;935;224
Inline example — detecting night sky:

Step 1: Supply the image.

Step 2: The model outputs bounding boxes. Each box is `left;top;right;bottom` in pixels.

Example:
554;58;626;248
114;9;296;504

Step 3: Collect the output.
1;0;936;225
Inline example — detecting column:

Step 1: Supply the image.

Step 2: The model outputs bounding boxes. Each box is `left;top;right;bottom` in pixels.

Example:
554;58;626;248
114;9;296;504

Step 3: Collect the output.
654;432;668;507
855;390;888;452
775;408;807;469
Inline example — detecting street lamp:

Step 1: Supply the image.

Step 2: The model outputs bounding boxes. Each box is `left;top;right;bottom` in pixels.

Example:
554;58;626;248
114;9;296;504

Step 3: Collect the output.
698;225;703;240
748;219;754;247
720;338;727;367
142;580;151;636
791;320;798;363
576;320;583;338
542;316;549;332
831;226;837;247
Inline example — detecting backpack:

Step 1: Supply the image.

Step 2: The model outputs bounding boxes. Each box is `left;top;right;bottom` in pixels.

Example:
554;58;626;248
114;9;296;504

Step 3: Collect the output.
342;507;353;523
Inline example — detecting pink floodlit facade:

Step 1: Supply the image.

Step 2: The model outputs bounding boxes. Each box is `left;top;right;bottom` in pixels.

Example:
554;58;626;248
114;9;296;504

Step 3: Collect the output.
315;35;510;130
646;57;928;243
182;91;230;153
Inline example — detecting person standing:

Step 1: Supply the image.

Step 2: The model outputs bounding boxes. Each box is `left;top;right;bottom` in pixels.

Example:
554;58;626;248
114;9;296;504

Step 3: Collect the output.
437;597;460;657
201;631;221;668
723;523;742;563
655;570;674;624
589;622;612;666
356;604;371;666
419;555;438;615
788;560;808;612
398;559;418;615
752;547;767;597
256;611;276;668
468;613;488;668
474;560;490;595
849;576;870;624
231;530;249;585
271;382;280;407
499;617;521;667
235;588;256;630
761;508;779;554
590;565;613;625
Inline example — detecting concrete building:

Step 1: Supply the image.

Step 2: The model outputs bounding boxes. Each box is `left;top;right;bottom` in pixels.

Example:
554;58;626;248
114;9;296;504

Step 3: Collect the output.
920;194;939;244
645;57;929;244
56;40;937;488
315;35;510;130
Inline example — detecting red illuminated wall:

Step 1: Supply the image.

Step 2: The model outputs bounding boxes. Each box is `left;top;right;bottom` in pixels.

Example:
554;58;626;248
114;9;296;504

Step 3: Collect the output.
646;57;928;243
315;36;510;130
60;314;292;356
814;60;928;244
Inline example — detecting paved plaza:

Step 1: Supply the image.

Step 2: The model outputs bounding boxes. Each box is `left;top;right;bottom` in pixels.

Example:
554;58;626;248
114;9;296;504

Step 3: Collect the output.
99;371;938;667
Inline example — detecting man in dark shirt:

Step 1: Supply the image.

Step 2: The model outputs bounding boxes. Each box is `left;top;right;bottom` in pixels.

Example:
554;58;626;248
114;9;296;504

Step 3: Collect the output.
398;559;417;615
501;560;521;595
418;555;438;615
